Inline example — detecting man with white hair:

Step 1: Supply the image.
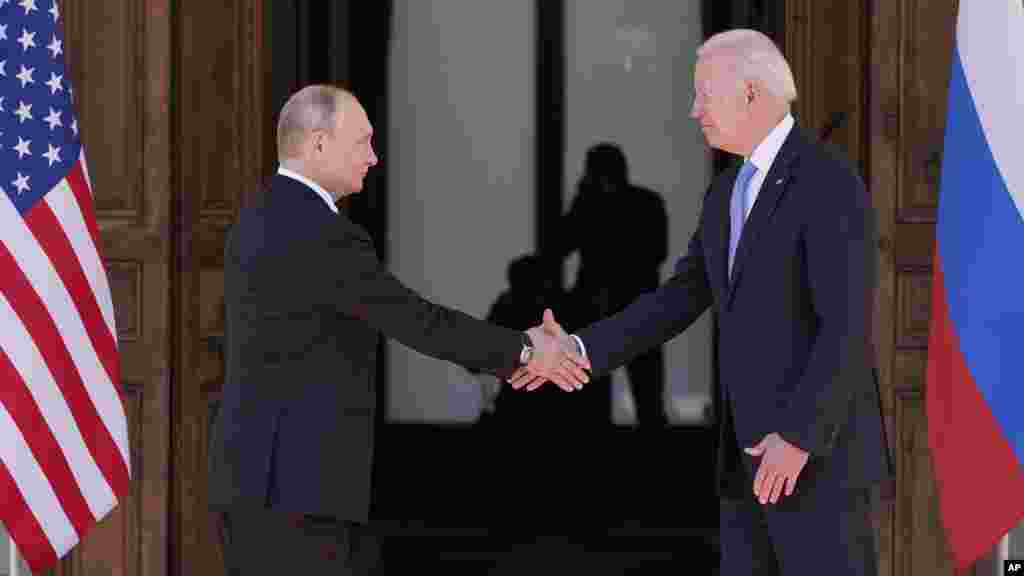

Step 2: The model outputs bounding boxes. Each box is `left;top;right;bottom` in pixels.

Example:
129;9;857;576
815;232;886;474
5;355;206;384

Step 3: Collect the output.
209;85;590;574
518;29;891;574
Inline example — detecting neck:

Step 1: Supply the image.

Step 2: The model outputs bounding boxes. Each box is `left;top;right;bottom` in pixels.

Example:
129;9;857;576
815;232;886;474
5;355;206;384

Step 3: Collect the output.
740;108;789;157
279;158;342;200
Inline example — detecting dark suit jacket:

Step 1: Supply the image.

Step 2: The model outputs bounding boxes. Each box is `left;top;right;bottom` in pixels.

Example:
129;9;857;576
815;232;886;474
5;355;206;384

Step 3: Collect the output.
577;126;892;501
208;174;523;522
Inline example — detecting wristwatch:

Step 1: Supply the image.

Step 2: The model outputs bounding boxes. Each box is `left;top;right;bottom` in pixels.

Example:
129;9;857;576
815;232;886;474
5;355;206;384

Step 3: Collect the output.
519;332;534;365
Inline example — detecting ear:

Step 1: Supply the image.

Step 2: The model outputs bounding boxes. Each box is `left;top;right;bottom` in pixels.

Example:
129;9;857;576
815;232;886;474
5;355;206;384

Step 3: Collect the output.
309;129;326;155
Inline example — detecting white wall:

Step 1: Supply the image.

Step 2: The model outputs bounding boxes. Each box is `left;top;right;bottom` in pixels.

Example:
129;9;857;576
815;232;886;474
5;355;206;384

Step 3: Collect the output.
387;2;535;422
565;1;712;424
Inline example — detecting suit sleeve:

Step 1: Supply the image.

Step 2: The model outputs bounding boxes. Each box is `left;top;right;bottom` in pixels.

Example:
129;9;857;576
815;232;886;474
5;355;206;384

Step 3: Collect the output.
576;189;714;377
779;168;876;456
324;223;524;378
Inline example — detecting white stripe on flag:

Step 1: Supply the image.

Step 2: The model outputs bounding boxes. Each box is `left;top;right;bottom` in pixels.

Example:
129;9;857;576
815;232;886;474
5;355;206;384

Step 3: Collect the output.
45;179;117;340
0;292;117;519
0;403;78;558
957;0;1024;218
0;191;129;467
79;149;92;198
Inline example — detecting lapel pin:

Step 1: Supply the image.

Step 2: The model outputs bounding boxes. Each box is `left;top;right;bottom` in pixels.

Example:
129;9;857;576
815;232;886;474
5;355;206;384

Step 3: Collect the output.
776;178;784;185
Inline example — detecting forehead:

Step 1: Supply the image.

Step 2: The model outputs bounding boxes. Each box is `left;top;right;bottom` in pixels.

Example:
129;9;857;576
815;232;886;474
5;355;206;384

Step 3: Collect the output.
336;97;373;136
694;54;739;87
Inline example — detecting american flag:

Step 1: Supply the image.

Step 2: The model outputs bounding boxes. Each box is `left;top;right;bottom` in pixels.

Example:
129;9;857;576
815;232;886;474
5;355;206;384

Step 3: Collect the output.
0;0;130;572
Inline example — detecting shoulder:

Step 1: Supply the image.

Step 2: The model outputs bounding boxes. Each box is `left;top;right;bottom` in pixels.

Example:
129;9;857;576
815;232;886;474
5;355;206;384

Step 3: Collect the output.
631;184;665;207
786;132;869;212
791;131;864;189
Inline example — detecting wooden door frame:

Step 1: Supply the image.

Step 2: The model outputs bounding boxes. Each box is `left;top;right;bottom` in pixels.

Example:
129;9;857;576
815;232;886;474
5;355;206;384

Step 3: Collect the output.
170;1;274;574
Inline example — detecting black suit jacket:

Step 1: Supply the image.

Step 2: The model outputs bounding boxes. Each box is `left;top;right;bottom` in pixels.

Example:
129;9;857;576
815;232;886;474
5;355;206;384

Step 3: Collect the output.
577;126;892;501
208;174;523;522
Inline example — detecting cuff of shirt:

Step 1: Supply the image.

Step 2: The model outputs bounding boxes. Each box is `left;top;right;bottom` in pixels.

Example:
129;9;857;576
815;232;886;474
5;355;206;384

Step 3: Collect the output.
570;335;588;360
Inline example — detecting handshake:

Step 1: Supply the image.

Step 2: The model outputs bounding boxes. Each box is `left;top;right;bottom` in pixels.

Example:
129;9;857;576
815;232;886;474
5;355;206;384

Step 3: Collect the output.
506;309;592;392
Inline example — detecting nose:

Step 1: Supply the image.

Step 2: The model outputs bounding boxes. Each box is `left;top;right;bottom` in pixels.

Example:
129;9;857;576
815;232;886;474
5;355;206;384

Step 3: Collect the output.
368;146;379;167
689;99;701;119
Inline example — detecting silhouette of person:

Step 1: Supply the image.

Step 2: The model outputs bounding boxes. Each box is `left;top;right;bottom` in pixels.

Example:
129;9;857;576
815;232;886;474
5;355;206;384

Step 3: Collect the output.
554;143;669;429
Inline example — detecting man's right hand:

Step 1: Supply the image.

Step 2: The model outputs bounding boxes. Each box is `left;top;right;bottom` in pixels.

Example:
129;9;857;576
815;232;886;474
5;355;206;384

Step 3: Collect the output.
508;309;589;391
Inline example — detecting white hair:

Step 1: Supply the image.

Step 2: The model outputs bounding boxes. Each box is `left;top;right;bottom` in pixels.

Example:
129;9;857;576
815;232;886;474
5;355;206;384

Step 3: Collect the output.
697;29;797;103
276;85;356;159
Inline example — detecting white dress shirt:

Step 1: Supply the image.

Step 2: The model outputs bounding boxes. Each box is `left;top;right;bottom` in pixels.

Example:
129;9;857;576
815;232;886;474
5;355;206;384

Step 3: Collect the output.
742;113;794;220
277;166;339;214
571;113;795;361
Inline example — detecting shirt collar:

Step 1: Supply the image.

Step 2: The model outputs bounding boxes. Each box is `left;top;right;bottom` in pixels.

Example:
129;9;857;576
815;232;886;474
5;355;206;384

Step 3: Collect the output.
746;113;795;174
276;166;339;214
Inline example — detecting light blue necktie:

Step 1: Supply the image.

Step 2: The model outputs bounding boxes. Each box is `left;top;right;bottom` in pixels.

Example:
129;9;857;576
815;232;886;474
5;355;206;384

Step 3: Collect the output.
728;161;758;278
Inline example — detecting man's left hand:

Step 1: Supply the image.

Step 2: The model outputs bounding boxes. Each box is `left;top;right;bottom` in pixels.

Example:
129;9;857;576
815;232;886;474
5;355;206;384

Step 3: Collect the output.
744;433;809;505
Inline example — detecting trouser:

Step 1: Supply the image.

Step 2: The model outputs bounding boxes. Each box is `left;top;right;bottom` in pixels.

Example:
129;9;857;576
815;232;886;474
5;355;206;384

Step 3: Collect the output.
719;486;878;575
219;508;364;575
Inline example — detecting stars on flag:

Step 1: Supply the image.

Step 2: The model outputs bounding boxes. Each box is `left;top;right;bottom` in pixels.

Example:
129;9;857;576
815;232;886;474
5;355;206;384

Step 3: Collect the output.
16;64;35;87
1;0;80;209
13;136;31;159
47;34;61;58
13;100;33;123
16;28;37;52
43;107;61;130
11;171;31;195
42;143;61;166
18;0;38;16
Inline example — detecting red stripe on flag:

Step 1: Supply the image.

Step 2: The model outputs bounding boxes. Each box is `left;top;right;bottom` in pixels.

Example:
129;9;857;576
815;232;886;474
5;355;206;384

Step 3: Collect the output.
65;161;103;262
0;463;59;573
0;348;95;536
926;252;1024;573
0;243;129;499
24;201;120;390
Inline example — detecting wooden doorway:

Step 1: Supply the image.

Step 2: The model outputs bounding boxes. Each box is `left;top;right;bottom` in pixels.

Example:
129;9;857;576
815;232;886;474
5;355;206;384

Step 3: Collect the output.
783;0;974;574
46;1;272;575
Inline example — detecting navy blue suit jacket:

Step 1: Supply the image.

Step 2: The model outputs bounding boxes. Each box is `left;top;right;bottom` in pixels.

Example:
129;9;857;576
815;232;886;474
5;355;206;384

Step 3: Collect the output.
577;126;892;501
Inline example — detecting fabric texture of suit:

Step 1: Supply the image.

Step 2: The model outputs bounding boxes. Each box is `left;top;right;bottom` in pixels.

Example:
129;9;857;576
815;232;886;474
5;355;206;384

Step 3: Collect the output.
208;174;524;524
576;125;892;573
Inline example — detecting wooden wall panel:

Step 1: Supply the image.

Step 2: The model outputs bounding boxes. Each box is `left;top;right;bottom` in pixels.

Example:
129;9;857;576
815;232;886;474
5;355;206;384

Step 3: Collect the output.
57;1;175;575
868;0;965;573
894;389;956;576
896;0;957;224
784;0;867;173
175;1;271;575
62;0;145;223
107;261;142;342
896;271;932;350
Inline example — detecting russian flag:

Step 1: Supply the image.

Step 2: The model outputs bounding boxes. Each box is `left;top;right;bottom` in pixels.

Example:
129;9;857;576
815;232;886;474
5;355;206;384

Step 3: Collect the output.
926;1;1024;573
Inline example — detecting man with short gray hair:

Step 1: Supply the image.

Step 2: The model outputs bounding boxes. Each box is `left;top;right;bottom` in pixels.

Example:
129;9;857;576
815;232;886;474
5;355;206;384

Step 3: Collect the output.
521;29;891;575
209;85;590;574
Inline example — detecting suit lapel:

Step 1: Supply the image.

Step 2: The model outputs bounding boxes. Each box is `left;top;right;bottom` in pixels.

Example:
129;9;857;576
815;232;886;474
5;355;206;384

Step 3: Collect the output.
713;163;740;302
725;127;808;307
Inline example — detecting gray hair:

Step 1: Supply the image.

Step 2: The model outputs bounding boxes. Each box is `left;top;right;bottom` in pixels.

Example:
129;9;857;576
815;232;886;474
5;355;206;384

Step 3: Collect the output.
276;85;352;159
697;29;797;103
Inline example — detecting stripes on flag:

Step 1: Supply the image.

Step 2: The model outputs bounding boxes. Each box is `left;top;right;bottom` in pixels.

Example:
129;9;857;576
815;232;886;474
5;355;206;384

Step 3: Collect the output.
926;0;1024;572
1;3;131;573
0;155;129;572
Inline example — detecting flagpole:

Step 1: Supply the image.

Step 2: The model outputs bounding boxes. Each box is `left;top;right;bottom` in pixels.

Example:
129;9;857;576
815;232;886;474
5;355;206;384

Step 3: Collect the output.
9;542;19;576
997;533;1010;575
